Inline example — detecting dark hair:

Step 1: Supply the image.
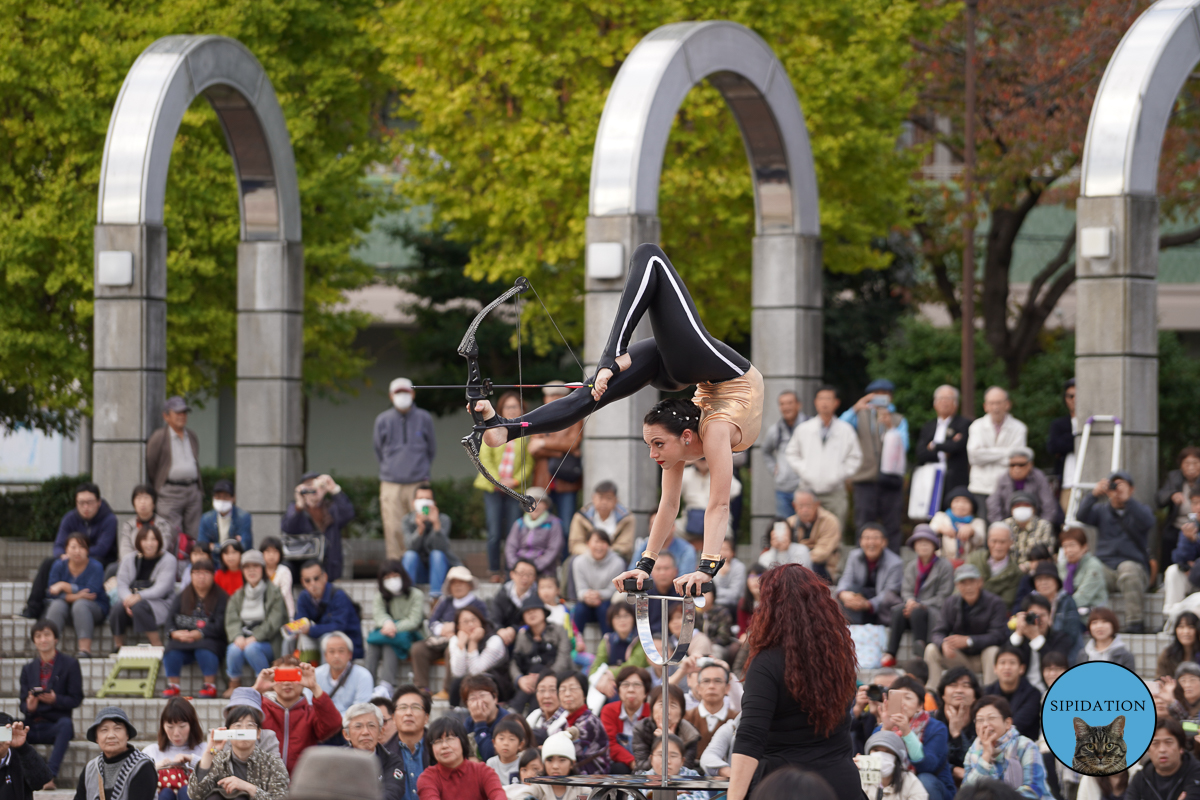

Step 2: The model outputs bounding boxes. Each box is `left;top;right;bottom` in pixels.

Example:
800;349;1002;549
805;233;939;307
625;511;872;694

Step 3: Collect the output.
814;385;840;400
454;606;494;641
1155;716;1188;750
1040;650;1069;676
224;705;263;729
534;668;558;693
616;665;652;694
738;563;766;617
75;482;101;501
495;390;525;417
393;684;432;715
606;602;634;629
64;532;90;552
857;522;885;541
648;684;685;714
1168;612;1200;668
131;484;157;505
936;665;982;702
259;536;284;558
492;714;532;748
378;559;414;601
587;528;612;546
1088;606;1121;637
995;644;1027;669
643;397;701;436
427;716;472;764
887;676;927;705
369;696;395;716
972;694;1013;722
30;619;60;642
512;558;537;576
415;482;433;493
1059;527;1088;548
900;658;928;685
518;748;542;770
763;517;793;550
751;767;837;800
557;671;587;696
1026;544;1052;562
747;564;857;736
273;654;301;668
300;559;324;574
191;557;215;574
460;673;499;701
953;780;1025;800
159;697;204;750
135;525;164;557
1021;593;1052;613
1180;447;1200;466
593;480;618;496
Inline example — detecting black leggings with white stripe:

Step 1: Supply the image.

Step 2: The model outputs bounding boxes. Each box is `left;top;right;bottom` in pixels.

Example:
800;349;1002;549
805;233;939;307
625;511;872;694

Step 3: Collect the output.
502;243;751;440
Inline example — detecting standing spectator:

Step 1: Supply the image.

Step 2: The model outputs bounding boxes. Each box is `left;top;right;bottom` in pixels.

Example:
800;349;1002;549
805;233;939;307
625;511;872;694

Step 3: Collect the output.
375;378;437;562
76;707;157;800
392;685;433;800
924;564;1008;688
224;550;286;697
416;716;506;800
476;392;532;580
460;674;512;762
682;662;735;760
295;560;364;660
1078;471;1154;634
712;538;745;615
110;525;173;649
19;620;82;789
757;519;811;569
1047;379;1077;510
841;379;908;551
528;381;584;528
570;529;624;635
786;491;842;581
509;598;572;714
254;661;342;774
316;632;374;714
981;646;1040;742
146;396;204;541
283;473;355;582
21;482;117;620
42;533;108;657
967;523;1022;608
259;537;295;621
197;479;253;555
554;672;608;774
568;481;635;562
761;390;805;519
601;666;651;774
1158;446;1200;583
213;539;245;596
966;387;1027;521
836;523;904;625
0;715;53;800
883;526;954;667
1008;593;1076;693
119;484;175;562
342;703;403;800
930;488;985;562
490;559;538;644
366;560;426;689
785;385;862;528
915;385;971;512
447;607;510;706
400;483;460;599
1081;607;1136;670
1057;527;1108;616
143;697;207;800
504;488;563;575
961;696;1052;799
163;557;228;699
410;567;490;694
987;449;1061;527
188;702;290;800
1002;493;1056;571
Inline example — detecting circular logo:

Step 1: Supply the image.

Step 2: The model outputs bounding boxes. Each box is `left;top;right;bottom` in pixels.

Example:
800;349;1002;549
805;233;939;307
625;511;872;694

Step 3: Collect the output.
1041;661;1155;777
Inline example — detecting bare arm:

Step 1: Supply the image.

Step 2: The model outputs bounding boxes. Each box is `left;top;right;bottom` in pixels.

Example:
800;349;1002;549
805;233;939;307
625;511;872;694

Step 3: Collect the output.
700;421;735;558
727;754;759;800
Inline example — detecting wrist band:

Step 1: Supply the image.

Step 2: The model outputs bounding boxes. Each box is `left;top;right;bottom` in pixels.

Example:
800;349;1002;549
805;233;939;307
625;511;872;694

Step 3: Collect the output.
700;552;721;562
697;557;725;577
641;549;659;561
635;556;656;575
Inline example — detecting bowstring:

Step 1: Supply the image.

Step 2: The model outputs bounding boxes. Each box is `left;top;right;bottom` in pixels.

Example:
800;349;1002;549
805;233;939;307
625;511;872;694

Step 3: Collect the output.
515;292;527;499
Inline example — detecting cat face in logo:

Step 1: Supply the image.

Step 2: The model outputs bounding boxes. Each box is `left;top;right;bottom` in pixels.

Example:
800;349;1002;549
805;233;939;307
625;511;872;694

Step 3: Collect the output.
1072;716;1127;776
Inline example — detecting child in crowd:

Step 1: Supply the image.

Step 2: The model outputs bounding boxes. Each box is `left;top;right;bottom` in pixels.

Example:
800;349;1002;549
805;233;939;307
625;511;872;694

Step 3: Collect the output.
523;731;586;800
518;749;544;782
214;539;244;596
637;734;711;800
488;715;532;785
538;574;589;667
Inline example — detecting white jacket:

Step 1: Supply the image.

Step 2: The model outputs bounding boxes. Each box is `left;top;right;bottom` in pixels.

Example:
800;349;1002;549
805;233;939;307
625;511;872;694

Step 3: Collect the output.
967;414;1028;495
784;416;863;495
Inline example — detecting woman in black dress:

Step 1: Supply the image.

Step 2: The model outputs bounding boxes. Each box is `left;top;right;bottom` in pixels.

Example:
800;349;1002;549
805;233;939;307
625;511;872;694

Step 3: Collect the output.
728;563;866;800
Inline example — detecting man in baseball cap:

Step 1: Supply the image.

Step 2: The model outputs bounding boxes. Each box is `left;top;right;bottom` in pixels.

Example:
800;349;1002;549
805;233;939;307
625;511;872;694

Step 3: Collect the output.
1078;468;1154;633
146;394;204;543
373;378;436;564
923;563;1009;688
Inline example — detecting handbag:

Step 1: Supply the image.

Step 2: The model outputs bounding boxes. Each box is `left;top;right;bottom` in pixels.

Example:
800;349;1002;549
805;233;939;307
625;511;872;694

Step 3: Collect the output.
907;463;946;521
878;428;907;490
156;766;189;791
173;614;209;631
548;453;583;485
281;531;324;562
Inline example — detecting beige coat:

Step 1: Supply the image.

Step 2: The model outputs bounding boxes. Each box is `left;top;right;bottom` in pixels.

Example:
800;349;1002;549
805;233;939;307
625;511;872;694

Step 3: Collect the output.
787;506;842;577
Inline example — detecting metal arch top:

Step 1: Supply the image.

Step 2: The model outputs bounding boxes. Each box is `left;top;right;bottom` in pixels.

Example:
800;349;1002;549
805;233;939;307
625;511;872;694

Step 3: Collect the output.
588;20;819;237
1080;0;1200;198
629;591;704;667
97;35;302;243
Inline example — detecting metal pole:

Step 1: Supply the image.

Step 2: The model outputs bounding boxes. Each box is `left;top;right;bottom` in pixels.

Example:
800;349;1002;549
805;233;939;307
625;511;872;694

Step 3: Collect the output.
961;0;978;416
660;597;669;789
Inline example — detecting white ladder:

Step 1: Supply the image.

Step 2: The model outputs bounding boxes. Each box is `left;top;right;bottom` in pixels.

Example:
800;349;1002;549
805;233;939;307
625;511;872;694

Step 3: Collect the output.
1064;415;1123;526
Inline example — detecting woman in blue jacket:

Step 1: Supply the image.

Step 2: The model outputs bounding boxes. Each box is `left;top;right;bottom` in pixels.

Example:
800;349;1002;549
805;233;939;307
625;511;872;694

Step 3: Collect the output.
874;675;956;800
44;533;109;658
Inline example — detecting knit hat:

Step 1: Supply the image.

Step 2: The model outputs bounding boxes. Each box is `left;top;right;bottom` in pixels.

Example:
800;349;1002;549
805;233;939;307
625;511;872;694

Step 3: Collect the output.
240;549;266;568
864;730;911;771
288;747;382;800
1176;662;1200;681
954;564;982;582
1009;491;1039;513
944;486;976;514
542;731;577;762
87;706;137;742
526;486;553;510
226;687;263;713
908;524;939;549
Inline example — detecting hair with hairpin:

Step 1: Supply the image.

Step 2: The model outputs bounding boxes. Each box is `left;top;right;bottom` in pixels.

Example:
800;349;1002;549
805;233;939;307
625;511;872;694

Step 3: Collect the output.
643;397;701;436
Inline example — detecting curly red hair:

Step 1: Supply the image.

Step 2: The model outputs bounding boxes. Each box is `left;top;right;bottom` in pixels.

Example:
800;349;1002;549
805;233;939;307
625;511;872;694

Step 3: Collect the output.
745;563;857;736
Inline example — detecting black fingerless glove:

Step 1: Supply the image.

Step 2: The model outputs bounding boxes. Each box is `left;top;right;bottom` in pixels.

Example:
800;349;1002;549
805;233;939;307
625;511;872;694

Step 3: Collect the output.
697;557;725;577
635;556;656;575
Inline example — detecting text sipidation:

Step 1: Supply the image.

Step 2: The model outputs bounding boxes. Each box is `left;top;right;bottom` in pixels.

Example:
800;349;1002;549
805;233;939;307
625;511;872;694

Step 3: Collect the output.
1047;700;1146;712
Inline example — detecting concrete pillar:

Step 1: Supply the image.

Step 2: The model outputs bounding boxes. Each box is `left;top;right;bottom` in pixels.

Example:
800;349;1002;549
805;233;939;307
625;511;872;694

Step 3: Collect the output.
583;215;661;531
749;234;823;542
1074;195;1158;505
236;241;305;539
92;224;167;515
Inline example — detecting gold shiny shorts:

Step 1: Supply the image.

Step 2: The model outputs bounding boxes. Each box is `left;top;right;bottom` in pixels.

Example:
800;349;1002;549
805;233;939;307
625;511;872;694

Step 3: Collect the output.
692;365;764;453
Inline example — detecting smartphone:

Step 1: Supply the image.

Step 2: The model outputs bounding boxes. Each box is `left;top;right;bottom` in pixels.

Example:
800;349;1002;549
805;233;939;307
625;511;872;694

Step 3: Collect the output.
869;395;890;408
274;667;302;683
0;727;11;743
31;687;44;695
213;729;257;741
886;690;905;720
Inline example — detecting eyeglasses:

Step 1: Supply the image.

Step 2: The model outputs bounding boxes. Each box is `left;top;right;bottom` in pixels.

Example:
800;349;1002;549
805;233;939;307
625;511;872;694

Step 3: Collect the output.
619;681;645;690
394;704;425;714
346;722;379;733
697;678;727;686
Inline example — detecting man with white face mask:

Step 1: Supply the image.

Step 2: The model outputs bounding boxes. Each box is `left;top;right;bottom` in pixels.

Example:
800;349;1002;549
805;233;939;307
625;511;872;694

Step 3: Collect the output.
197;479;253;555
374;378;437;562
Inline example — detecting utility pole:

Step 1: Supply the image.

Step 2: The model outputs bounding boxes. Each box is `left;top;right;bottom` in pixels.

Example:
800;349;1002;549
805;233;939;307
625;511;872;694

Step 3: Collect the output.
961;0;978;417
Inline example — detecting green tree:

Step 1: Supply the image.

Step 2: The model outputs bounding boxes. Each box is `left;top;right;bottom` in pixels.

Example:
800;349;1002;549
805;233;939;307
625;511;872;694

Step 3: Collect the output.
0;0;391;433
375;0;947;350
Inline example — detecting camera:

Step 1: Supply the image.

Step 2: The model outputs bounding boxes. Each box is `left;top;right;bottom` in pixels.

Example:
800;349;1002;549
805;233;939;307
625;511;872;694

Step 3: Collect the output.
866;685;885;703
1026;612;1042;625
299;488;317;496
213;729;257;741
868;395;890;408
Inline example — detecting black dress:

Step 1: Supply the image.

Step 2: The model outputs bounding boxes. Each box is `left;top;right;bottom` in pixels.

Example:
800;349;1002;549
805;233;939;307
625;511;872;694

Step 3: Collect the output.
732;648;866;798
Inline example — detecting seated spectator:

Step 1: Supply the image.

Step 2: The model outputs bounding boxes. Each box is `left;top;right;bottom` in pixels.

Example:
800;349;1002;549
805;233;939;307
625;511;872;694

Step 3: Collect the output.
416;716;506;800
757;518;811;569
682;661;734;761
224;549;286;697
627;512;697;577
366;560;426;689
42;532;108;657
699;712;738;778
196;478;253;555
509;597;571;714
697;590;737;664
410;567;490;695
110;524;174;649
676;458;742;541
258;536;295;621
1002;492;1056;571
987;447;1060;527
961;695;1052;799
856;730;928;800
536;574;576;642
372;696;398;755
484;715;530;786
400;483;460;599
188;700;289;800
736;563;765;634
283;472;354;581
119;484;174;561
504;488;563;575
490;559;538;648
967;523;1022;608
1057;527;1107;618
933;666;980;784
712;537;746;613
214;539;245;596
1159;611;1200;679
787;491;841;581
601;666;651;774
19;619;82;789
1008;592;1076;692
1165;491;1200;612
632;685;699;772
924;564;1008;689
1158;447;1200;583
391;684;432;795
525;670;566;744
555;672;608;774
930;487;985;562
143;696;207;800
639;552;682;631
254;660;342;774
569;481;635;561
1009;544;1053;617
1078;471;1154;634
448;606;510;706
295;559;364;660
636;733;709;800
317;632;374;714
163;556;228;699
1082;607;1136;670
852;671;902;754
875;675;955;800
884;525;954;667
1127;717;1200;800
1172;661;1200;724
524;730;587;800
570;529;625;635
22;482;116;622
982;646;1040;742
0;713;53;800
836;523;904;625
342;702;403;800
460;674;511;762
77;707;156;800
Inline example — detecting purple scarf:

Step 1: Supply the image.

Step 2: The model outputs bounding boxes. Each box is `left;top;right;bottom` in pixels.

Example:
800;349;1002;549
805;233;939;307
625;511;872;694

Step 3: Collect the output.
1064;561;1079;595
914;556;937;597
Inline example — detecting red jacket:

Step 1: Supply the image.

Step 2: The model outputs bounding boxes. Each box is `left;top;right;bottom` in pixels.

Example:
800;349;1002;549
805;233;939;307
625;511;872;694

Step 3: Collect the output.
600;700;650;766
416;760;505;800
261;691;343;773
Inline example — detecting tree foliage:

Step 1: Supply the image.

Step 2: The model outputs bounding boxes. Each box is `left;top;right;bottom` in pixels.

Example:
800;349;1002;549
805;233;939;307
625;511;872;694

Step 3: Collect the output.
0;0;392;433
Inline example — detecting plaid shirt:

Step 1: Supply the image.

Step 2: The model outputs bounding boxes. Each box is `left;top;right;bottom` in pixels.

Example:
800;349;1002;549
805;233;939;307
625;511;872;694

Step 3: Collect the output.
566;707;610;774
962;726;1053;800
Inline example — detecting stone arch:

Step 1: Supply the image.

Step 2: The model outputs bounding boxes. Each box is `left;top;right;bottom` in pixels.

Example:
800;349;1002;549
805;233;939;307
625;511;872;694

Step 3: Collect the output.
583;21;821;535
93;35;303;532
